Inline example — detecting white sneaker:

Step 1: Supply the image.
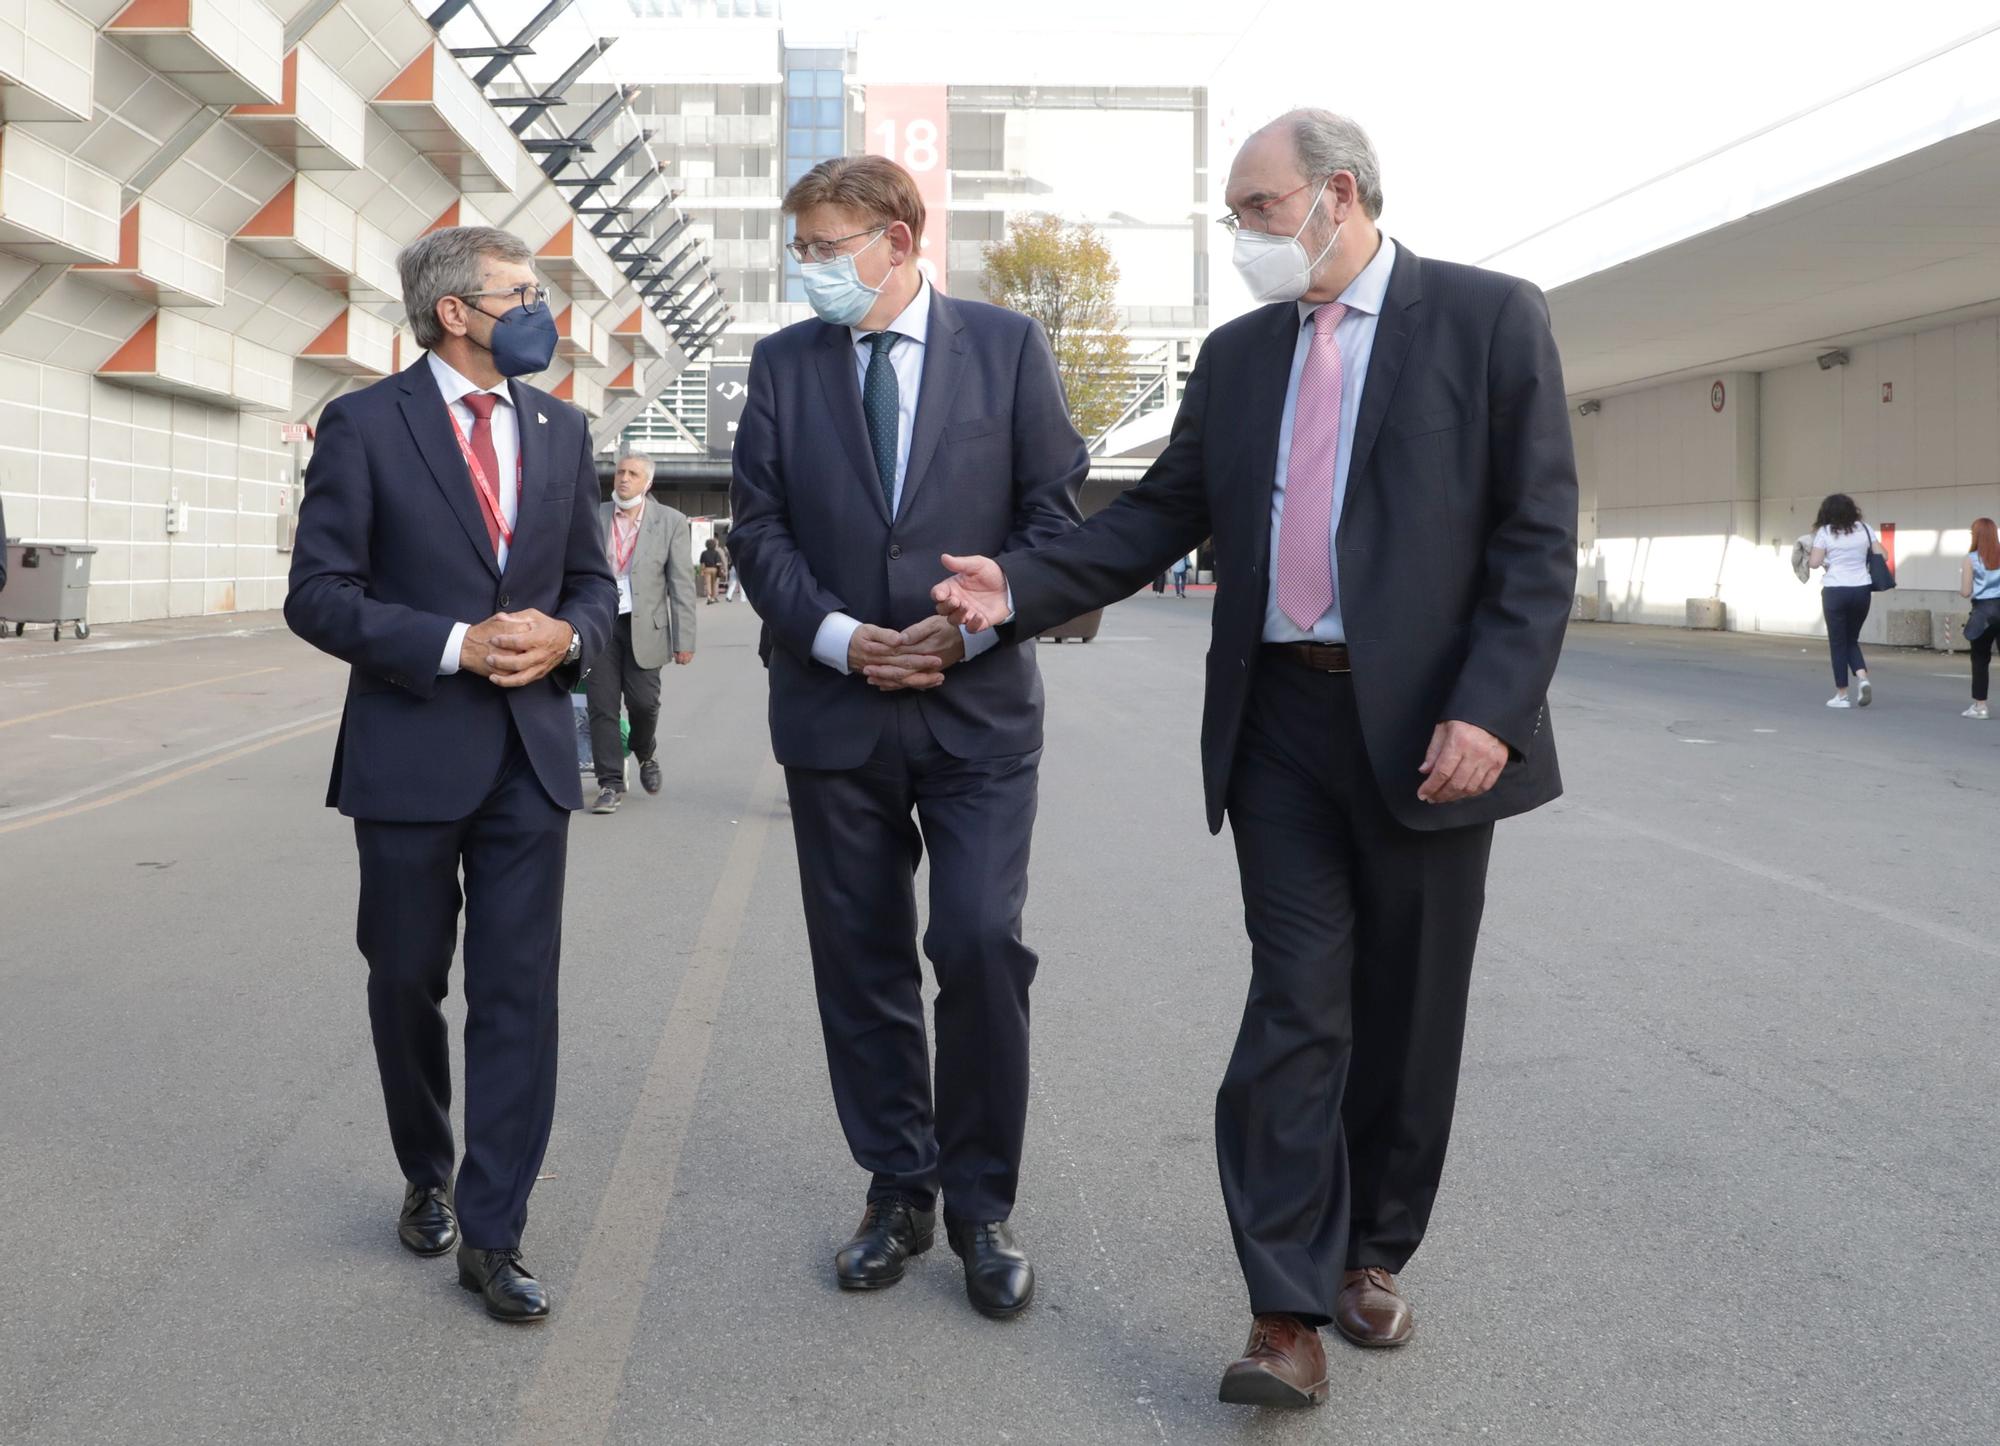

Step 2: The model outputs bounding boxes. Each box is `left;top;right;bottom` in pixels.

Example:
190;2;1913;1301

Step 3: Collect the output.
1856;678;1873;707
1964;702;1990;719
1826;695;1852;709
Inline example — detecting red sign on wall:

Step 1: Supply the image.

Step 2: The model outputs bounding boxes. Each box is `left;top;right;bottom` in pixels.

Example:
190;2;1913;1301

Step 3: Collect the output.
863;85;949;293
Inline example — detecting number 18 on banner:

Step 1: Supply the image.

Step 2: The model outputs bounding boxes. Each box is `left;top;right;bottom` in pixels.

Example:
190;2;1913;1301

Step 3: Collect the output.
864;85;950;294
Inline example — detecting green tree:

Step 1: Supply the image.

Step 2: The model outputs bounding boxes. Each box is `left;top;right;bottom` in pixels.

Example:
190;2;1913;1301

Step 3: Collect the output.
980;213;1132;441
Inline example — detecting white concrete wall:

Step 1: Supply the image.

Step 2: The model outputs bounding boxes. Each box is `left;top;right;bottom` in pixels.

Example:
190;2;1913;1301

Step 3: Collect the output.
1578;315;2000;643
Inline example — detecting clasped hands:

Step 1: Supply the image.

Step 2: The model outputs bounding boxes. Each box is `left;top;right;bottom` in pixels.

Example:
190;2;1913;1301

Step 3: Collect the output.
459;609;573;688
932;551;1510;804
850;614;965;692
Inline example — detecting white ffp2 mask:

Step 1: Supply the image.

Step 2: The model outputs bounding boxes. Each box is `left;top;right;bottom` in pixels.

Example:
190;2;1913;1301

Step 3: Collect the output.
1232;178;1341;304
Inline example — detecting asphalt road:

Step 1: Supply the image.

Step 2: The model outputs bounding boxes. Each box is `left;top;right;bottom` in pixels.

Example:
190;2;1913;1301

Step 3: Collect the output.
1;597;1993;1445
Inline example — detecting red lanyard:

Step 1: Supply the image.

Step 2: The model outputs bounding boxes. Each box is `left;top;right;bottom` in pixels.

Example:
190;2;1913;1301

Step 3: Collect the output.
444;398;519;546
609;511;639;573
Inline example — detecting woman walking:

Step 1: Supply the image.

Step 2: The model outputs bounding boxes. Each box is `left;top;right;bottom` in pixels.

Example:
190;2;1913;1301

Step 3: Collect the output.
1960;517;2000;719
1808;493;1885;708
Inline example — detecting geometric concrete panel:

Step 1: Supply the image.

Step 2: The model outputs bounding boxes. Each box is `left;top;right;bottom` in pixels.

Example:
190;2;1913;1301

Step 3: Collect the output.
606;358;646;395
553;302;608;368
0;0;95;122
350;214;399;302
0;124;119;263
104;0;283;106
422;196;492;235
372;42;517;194
614;303;667;360
235;173;354;290
73;198;227;306
300;303;392;376
550;368;602;417
98;309;291;411
538;218;622;302
228;45;366;171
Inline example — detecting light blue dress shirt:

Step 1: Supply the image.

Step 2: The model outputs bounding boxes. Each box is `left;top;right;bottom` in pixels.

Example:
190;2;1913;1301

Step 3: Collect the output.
810;277;998;674
1263;236;1398;644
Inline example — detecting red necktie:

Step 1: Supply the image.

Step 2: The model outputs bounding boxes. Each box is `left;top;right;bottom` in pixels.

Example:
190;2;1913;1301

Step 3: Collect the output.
459;391;504;556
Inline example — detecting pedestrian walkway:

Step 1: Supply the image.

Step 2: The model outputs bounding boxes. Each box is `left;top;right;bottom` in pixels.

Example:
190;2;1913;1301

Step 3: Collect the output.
1;601;1993;1444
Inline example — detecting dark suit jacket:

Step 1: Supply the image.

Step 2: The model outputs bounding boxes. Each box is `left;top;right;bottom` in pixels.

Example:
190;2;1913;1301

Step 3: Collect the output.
729;288;1086;769
1004;243;1578;833
284;357;617;822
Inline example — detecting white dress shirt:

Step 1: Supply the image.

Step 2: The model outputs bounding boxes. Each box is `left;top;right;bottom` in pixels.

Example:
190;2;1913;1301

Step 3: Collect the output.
1263;236;1398;644
809;278;998;673
428;351;521;675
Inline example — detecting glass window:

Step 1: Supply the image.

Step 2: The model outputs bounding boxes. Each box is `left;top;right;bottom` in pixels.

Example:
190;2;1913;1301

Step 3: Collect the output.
787;98;814;127
814;70;842;97
745;146;771;178
788;128;811;156
787;69;813;94
786;158;811;186
814;98;840;128
815;128;842;155
785;274;805;302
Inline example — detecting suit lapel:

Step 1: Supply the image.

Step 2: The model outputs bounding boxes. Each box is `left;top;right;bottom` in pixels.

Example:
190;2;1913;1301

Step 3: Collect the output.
896;289;965;522
502;377;549;580
1342;243;1424;497
812;323;889;525
398;358;500;581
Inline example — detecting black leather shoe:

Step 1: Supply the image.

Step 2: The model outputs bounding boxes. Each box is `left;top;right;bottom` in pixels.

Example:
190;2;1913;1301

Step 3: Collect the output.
456;1245;550;1323
640;757;662;794
397;1181;458;1257
835;1197;936;1290
946;1217;1034;1319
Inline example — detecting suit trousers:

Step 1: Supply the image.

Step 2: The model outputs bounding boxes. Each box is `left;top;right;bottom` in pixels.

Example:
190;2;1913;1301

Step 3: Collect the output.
783;693;1042;1223
353;723;569;1249
1220;659;1493;1324
587;613;663;790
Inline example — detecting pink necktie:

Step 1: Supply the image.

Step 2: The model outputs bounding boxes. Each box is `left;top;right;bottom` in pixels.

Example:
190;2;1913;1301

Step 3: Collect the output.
1275;302;1347;631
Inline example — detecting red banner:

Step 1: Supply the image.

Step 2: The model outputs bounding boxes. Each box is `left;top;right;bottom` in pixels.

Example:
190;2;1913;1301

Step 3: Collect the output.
863;85;949;294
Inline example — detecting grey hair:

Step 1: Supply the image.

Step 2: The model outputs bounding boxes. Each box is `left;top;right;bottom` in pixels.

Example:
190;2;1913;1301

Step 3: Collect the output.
616;450;656;481
1286;109;1384;219
397;225;534;350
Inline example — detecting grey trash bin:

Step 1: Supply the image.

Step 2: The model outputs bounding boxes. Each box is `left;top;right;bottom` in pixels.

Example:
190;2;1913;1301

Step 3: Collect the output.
2;541;98;640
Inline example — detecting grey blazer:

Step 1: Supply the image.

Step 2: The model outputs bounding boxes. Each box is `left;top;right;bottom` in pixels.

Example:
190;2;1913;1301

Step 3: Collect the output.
601;499;696;669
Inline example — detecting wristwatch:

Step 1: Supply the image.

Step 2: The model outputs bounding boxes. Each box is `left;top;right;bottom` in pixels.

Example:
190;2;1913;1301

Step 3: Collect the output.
562;624;581;666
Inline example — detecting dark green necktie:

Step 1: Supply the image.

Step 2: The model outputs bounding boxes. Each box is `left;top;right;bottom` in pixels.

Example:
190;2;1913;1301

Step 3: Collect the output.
863;331;900;516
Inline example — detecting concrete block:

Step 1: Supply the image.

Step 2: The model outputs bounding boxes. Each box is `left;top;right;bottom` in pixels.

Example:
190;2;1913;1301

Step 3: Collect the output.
1685;598;1725;630
1934;609;1969;654
1884;609;1933;646
1572;593;1600;621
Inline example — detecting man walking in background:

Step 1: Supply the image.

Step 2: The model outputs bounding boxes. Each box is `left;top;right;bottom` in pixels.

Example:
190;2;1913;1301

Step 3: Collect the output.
588;450;696;815
286;225;615;1324
730;154;1084;1320
935;109;1577;1402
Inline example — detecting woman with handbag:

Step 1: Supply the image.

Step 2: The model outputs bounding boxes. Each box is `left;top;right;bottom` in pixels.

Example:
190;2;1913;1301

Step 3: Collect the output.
1808;492;1887;709
1959;517;2000;720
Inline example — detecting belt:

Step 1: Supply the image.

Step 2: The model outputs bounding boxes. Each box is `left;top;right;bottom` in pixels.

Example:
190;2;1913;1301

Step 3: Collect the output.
1262;641;1351;673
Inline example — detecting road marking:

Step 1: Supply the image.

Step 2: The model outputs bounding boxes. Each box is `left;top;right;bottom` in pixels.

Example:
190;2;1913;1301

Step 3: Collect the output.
0;666;283;730
0;711;338;833
511;759;782;1445
1562;801;1999;960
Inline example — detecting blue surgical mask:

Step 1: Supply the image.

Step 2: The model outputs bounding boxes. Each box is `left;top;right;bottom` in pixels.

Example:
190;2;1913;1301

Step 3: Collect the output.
482;300;560;377
800;230;888;327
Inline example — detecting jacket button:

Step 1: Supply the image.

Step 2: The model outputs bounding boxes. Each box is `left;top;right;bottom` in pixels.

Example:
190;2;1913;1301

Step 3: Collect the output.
499;594;511;608
888;545;902;560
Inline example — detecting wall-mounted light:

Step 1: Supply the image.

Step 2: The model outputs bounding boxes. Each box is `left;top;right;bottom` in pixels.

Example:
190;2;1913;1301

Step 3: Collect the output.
1577;399;1601;416
1817;349;1850;370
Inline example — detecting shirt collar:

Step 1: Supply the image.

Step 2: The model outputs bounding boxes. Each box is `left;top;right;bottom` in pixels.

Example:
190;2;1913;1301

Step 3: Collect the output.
1297;235;1397;327
851;275;932;350
427;350;512;407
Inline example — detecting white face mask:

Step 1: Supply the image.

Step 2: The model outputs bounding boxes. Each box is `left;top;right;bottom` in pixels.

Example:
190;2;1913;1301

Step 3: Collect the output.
1231;178;1341;304
614;488;646;511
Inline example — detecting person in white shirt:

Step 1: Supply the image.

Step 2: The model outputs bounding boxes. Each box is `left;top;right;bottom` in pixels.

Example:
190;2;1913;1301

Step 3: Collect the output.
1808;492;1886;708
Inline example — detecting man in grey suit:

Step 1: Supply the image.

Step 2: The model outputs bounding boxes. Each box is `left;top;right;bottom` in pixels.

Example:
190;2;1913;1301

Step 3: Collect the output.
586;450;696;815
730;154;1085;1321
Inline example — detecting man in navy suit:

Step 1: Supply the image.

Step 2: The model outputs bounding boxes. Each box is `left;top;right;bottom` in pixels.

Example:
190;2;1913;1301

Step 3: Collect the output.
729;155;1084;1320
285;225;616;1323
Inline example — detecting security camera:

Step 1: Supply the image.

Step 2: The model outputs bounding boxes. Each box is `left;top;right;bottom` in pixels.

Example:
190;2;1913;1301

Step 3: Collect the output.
1817;349;1850;370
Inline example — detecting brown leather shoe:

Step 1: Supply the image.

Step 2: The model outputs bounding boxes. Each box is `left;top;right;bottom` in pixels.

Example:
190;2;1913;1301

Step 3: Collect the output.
1335;1266;1414;1348
1217;1314;1328;1408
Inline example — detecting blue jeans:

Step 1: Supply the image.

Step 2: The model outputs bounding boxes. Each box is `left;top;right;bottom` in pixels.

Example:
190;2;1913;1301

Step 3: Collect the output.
1822;585;1872;688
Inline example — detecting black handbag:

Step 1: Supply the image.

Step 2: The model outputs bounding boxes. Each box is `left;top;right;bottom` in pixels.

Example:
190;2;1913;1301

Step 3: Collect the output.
1865;526;1896;592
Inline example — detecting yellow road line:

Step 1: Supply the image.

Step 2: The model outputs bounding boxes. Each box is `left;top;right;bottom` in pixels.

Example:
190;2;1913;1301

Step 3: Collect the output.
0;716;335;835
0;667;284;730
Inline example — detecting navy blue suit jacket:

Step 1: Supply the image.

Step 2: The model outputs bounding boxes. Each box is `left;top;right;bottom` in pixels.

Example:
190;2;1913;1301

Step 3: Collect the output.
729;289;1085;769
1003;245;1579;833
285;358;617;821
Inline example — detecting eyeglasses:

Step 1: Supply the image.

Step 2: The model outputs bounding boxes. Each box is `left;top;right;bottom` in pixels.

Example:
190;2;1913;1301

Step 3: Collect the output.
786;226;885;264
1217;176;1326;235
459;283;544;312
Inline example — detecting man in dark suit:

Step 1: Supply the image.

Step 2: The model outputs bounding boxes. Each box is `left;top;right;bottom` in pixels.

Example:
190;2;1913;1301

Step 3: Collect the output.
730;155;1084;1319
285;225;616;1323
935;110;1577;1402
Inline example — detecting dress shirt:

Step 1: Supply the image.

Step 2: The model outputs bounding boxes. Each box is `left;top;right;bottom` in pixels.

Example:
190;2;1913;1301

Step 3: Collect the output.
429;351;522;675
610;502;642;616
810;278;998;673
1263;235;1397;644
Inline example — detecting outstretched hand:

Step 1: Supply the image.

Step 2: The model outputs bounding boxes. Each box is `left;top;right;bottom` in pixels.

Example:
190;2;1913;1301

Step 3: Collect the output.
931;554;1010;633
